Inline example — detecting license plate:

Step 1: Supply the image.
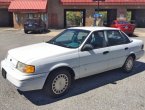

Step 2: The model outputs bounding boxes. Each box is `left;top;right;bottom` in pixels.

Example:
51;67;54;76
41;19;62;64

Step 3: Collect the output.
2;68;7;79
125;26;128;29
29;24;32;27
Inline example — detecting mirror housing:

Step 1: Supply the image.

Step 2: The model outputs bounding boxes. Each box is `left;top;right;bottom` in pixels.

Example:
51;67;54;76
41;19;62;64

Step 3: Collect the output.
81;44;93;51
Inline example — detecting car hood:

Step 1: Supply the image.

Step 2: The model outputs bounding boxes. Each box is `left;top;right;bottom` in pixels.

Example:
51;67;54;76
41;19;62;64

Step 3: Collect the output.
8;43;74;63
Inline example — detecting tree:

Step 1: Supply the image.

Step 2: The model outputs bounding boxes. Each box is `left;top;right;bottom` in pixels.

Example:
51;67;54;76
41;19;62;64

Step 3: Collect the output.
66;11;82;26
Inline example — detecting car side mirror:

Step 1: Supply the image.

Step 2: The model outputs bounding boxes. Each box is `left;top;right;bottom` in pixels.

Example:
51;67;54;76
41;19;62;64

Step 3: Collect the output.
81;44;93;51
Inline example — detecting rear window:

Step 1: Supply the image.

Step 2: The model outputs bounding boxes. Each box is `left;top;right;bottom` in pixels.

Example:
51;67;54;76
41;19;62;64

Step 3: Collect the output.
25;19;40;23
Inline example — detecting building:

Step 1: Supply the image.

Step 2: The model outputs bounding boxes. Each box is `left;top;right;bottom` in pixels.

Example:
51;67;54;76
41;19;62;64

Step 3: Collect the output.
1;0;145;29
50;0;145;28
8;0;48;29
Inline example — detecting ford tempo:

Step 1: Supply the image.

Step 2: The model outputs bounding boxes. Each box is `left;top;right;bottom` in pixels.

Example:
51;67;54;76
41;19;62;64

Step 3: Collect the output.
1;27;144;97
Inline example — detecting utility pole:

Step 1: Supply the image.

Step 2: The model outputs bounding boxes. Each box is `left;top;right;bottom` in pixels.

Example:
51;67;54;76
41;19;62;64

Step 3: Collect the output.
93;0;105;26
93;0;105;14
97;0;100;14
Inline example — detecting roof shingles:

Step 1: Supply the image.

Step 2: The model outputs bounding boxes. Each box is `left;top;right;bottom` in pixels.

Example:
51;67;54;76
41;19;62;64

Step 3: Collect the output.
61;0;145;5
8;0;47;12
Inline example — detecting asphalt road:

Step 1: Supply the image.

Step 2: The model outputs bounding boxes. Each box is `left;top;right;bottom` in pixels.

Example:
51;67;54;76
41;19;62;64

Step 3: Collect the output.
0;28;145;110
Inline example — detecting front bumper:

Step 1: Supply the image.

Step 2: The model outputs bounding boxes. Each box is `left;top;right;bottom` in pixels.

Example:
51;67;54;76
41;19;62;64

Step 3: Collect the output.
1;59;47;91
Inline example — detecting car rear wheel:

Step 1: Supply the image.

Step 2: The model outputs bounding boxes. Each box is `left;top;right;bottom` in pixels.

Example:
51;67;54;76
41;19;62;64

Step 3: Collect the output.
122;56;134;73
43;28;46;33
24;30;28;34
38;29;42;33
44;69;72;97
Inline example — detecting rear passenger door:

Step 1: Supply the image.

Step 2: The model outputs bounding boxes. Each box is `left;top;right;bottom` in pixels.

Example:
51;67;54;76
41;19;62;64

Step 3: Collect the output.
105;30;131;69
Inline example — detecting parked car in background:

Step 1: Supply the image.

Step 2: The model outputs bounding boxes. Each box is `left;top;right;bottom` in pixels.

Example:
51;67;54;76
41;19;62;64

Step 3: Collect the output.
24;18;46;34
1;27;144;98
111;20;136;35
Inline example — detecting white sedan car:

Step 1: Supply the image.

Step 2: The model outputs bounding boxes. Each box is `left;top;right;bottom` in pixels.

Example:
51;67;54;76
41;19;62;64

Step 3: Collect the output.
1;27;144;97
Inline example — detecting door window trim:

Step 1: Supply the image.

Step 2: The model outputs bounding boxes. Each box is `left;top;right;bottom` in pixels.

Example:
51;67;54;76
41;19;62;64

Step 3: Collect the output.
81;30;107;50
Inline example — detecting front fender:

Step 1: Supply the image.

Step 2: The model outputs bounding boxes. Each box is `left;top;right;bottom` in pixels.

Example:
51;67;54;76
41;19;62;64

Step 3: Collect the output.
49;63;71;72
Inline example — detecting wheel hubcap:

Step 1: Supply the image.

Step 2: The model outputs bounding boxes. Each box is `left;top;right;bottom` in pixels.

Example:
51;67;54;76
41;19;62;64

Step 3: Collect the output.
126;58;133;70
52;74;69;94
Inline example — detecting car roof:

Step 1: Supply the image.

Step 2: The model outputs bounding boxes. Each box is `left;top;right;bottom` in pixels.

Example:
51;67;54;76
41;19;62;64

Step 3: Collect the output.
68;26;119;31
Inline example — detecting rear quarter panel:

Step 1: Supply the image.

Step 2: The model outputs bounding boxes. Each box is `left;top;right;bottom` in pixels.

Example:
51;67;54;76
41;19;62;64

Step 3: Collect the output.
128;39;143;58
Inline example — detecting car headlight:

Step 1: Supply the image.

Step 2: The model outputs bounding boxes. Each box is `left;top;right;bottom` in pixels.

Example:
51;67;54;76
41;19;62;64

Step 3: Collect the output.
16;61;35;74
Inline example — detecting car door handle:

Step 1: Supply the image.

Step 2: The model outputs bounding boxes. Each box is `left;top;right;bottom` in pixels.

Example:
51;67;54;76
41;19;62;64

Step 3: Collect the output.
103;51;109;55
125;47;129;50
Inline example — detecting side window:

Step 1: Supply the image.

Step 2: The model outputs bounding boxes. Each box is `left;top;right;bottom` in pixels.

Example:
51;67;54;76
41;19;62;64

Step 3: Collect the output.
86;31;106;49
106;30;129;46
120;31;131;43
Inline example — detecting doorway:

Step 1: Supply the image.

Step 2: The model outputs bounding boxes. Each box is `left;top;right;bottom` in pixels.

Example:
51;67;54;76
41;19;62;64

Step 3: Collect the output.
127;9;145;27
95;9;117;26
64;9;86;28
0;9;13;27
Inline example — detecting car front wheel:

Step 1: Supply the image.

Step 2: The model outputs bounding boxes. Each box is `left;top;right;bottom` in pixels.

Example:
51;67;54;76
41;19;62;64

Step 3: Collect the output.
122;56;134;73
44;69;72;97
24;30;28;34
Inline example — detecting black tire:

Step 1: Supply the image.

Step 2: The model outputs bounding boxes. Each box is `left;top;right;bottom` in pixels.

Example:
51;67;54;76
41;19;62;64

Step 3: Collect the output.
43;69;72;98
122;56;134;73
43;28;46;33
39;29;42;33
44;26;47;33
24;30;28;34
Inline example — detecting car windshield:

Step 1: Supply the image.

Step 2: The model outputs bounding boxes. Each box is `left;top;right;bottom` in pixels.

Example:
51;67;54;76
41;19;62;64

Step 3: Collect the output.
48;29;90;48
118;21;129;24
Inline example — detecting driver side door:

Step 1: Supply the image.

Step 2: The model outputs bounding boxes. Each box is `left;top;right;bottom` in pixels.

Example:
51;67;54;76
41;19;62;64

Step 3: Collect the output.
78;31;111;78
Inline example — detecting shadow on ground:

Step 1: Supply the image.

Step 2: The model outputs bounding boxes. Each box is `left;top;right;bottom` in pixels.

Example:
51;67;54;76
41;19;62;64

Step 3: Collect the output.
130;34;139;37
18;61;145;105
25;30;51;34
126;33;139;37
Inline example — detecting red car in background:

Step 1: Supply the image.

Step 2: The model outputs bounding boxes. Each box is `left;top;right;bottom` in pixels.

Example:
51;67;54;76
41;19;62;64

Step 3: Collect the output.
111;20;136;35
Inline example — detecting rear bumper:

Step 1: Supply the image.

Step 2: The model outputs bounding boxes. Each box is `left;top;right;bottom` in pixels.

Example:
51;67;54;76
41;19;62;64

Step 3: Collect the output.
123;30;134;34
1;60;47;91
120;28;135;34
24;26;44;32
24;28;39;32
